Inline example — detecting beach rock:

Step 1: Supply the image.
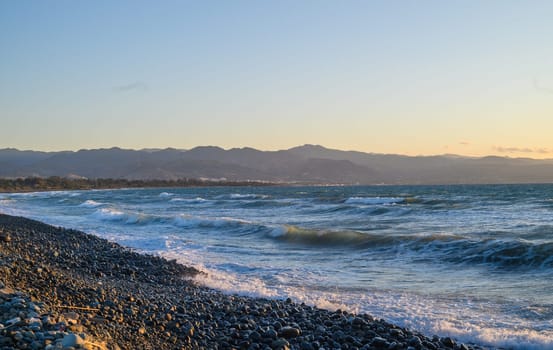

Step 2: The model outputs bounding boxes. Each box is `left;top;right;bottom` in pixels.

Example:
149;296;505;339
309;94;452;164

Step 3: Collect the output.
279;326;301;339
441;337;456;348
352;316;367;327
409;335;423;347
371;336;389;348
61;333;85;347
249;330;261;341
271;338;290;350
263;328;278;339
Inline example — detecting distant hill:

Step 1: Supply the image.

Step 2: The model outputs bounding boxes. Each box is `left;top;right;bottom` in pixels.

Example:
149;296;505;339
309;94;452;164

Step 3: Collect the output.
1;145;553;185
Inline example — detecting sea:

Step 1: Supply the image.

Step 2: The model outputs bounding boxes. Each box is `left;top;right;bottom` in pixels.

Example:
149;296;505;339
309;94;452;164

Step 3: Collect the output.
1;184;552;349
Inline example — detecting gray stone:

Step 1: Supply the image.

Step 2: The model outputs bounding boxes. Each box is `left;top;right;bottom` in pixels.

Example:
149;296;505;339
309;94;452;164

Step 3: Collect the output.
6;317;21;325
279;326;301;339
263;328;278;339
441;337;456;348
249;331;261;341
408;335;422;347
371;336;389;348
271;338;290;350
352;317;367;326
61;333;84;348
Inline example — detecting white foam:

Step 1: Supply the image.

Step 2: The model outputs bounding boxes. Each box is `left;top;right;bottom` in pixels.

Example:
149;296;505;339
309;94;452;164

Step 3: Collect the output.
0;199;28;217
159;249;353;311
91;208;139;224
79;200;104;208
170;197;207;203
216;193;269;200
267;225;292;238
433;319;553;349
159;192;174;197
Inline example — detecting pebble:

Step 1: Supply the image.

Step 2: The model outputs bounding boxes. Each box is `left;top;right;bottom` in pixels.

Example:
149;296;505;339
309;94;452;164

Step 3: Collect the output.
279;326;301;338
61;333;85;347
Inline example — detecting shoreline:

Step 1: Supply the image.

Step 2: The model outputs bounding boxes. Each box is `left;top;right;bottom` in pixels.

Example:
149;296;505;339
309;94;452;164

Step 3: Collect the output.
0;213;492;350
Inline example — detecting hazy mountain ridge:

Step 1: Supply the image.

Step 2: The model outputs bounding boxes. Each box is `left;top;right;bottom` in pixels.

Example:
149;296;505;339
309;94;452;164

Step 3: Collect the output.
1;145;553;184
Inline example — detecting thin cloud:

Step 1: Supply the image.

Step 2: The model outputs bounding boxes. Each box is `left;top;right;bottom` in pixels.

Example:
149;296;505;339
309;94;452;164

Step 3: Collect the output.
459;141;470;146
494;146;550;154
114;81;149;92
532;78;553;95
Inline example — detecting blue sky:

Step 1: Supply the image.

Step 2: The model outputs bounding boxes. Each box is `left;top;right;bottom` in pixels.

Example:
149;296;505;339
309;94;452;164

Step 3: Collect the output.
1;1;552;157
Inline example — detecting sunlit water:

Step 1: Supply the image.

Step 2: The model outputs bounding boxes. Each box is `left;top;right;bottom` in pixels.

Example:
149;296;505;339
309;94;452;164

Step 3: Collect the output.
1;184;553;349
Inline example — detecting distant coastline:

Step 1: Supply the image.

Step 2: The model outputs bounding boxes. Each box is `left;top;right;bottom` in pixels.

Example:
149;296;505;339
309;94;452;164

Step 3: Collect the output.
0;176;277;193
3;145;553;185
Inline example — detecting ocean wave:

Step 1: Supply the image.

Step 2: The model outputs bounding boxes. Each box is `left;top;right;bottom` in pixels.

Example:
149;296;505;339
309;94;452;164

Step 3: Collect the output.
267;226;553;269
91;208;141;224
216;193;269;200
173;215;253;229
268;225;388;246
241;200;292;208
159;192;175;197
451;239;553;269
170;197;207;203
8;190;82;198
392;234;553;270
344;196;404;205
78;199;104;208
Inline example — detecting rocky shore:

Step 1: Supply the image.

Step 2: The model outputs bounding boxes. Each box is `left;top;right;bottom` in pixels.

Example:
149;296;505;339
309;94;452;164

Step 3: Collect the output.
0;214;492;350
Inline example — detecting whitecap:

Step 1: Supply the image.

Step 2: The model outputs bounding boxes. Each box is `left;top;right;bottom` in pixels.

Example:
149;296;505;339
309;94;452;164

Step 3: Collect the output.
170;197;207;203
78;200;104;208
215;193;269;200
91;208;139;224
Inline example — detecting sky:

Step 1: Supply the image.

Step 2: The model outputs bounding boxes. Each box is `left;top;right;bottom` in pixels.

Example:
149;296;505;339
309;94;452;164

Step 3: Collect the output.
1;1;553;158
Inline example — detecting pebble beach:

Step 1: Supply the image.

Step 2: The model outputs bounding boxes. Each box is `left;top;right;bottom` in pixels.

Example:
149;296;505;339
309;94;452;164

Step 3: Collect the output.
0;213;491;350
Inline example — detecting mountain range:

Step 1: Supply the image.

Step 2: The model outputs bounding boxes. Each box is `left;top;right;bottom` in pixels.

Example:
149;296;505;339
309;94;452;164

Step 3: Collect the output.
1;145;553;185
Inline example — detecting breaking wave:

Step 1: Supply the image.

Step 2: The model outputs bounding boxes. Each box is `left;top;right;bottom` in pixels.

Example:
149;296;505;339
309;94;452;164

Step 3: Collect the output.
79;200;104;208
173;215;253;229
216;193;269;200
170;197;208;203
268;226;553;269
